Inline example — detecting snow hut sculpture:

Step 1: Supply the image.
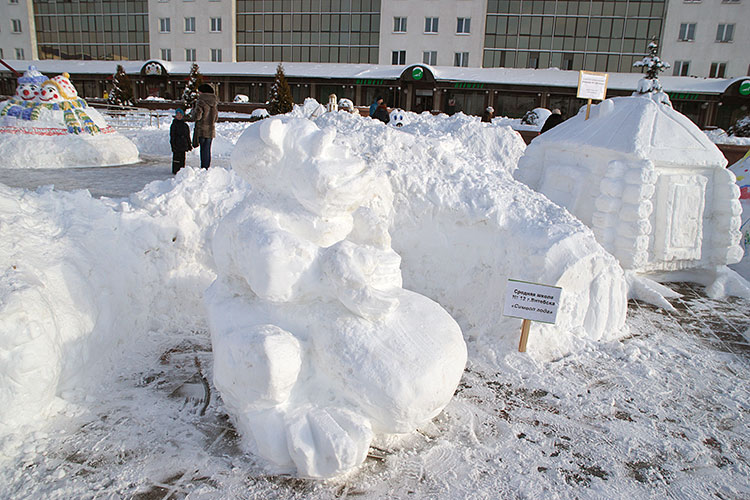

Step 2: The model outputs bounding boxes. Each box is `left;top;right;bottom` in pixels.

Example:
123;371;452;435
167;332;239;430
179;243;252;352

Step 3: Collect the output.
515;95;742;273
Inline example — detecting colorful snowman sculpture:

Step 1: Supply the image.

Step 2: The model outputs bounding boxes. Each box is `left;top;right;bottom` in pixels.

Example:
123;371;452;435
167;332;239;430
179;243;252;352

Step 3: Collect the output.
1;66;101;134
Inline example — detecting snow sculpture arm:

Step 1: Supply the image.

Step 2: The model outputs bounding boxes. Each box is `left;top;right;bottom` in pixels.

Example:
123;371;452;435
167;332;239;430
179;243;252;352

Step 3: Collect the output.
320;240;401;321
211;205;320;303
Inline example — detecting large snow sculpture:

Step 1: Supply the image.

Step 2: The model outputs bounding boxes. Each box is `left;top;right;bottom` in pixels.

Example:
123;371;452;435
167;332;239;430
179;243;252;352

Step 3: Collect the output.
515;96;747;298
0;66;139;168
205;117;468;478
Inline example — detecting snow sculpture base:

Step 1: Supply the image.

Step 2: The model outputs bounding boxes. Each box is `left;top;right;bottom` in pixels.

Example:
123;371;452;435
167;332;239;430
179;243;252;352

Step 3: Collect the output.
206;117;467;478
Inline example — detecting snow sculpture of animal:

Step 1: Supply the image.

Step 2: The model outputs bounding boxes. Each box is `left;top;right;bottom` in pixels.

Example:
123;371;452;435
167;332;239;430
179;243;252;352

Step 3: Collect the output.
205;117;467;479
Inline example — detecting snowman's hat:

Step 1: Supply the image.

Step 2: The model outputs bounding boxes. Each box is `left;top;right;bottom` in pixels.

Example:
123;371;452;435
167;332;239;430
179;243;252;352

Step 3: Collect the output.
18;65;47;86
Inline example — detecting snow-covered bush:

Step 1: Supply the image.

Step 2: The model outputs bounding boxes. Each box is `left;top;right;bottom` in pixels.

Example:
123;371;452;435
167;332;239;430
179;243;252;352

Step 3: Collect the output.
729;116;750;137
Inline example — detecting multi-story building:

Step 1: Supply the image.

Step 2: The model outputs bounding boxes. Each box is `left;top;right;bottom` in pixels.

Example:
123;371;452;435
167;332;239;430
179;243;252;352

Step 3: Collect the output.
2;0;747;79
661;0;749;79
0;0;36;61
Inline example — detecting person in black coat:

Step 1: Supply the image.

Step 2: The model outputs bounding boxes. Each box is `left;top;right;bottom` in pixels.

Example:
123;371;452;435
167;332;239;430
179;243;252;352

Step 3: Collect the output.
540;108;564;134
170;108;192;174
373;102;390;124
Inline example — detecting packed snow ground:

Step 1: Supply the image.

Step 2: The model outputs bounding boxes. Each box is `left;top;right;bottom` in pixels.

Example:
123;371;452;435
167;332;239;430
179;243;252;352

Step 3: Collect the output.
0;109;748;498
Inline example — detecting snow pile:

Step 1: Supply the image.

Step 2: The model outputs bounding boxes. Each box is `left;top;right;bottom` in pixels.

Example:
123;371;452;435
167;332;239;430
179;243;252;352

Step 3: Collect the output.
516;96;747;300
206;117;467;478
311;110;628;359
0;66;139;168
0;169;247;435
0;107;631;478
705;127;750;146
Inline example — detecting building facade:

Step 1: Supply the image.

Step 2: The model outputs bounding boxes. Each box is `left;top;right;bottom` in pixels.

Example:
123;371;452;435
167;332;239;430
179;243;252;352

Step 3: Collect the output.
660;0;749;79
483;0;667;72
0;0;36;61
1;0;748;78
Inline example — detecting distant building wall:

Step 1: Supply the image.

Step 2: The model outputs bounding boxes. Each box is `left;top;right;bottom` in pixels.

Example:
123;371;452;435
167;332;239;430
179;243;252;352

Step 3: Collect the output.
661;0;750;78
378;0;487;67
0;0;37;61
235;0;381;63
483;0;667;72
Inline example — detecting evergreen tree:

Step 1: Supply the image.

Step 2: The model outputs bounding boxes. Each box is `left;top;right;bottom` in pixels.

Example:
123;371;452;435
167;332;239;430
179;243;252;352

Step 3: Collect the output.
182;63;204;110
633;37;670;93
268;63;294;115
108;65;135;106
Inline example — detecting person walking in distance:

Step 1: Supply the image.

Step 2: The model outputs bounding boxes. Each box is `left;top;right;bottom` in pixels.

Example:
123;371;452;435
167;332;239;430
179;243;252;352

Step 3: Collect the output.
186;83;219;169
170;108;192;174
369;96;383;117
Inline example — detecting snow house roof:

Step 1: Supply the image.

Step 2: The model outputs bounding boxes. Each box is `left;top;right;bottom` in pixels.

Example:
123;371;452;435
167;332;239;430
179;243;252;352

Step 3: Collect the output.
532;95;728;168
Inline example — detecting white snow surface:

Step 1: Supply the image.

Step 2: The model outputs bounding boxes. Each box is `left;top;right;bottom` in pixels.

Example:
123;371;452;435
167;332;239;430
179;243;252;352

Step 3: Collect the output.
0;107;629;471
1;105;748;497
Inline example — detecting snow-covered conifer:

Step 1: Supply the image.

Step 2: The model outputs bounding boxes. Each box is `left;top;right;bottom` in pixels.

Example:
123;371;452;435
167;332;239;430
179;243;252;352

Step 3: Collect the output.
108;65;135;106
182;63;204;111
268;63;294;115
633;38;670;93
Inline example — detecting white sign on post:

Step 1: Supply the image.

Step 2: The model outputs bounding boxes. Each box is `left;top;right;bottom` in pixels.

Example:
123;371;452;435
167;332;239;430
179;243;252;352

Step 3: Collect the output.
577;70;609;101
503;279;562;324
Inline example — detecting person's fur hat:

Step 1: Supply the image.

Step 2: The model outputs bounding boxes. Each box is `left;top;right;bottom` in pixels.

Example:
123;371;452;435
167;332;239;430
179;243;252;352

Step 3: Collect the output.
198;83;214;94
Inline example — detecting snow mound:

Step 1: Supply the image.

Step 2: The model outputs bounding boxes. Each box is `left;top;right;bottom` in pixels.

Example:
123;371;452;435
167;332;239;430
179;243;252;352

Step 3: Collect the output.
311;109;629;360
0;168;247;435
207;117;468;478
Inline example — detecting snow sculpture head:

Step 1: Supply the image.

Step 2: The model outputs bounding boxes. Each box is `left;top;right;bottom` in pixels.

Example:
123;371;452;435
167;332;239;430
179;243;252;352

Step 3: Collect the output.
14;66;46;102
209;117;467;478
389;108;407;127
39;81;63;103
338;98;356;113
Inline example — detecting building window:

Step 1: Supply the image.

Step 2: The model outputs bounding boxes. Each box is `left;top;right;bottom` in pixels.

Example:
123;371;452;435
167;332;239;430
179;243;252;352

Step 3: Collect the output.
528;52;539;69
678;23;696;41
0;48;3;58
425;17;439;34
186;48;196;61
454;52;469;67
210;17;222;33
159;18;171;33
673;60;690;76
423;51;437;65
394;17;407;33
709;62;726;78
392;50;406;65
161;48;172;61
211;48;222;62
15;48;24;59
11;19;22;33
716;24;734;42
9;0;19;4
457;17;471;34
562;53;574;70
185;17;196;33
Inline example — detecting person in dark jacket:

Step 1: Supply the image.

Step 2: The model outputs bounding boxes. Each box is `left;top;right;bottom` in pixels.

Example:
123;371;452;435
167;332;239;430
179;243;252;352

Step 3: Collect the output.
369;96;383;117
373;102;390;124
186;83;219;169
170;108;192;174
481;106;495;123
540;108;564;134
